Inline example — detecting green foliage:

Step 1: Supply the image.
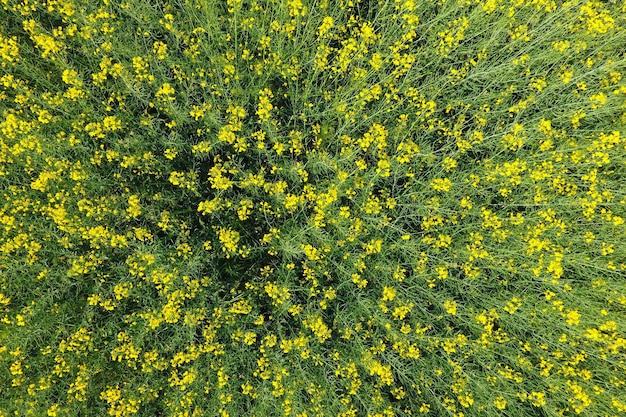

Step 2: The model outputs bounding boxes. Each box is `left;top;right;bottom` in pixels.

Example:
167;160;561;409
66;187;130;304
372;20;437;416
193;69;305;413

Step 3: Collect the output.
0;0;625;416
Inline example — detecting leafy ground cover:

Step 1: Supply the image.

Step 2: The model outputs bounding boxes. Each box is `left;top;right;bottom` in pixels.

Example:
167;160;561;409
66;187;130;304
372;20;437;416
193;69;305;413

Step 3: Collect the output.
1;0;625;415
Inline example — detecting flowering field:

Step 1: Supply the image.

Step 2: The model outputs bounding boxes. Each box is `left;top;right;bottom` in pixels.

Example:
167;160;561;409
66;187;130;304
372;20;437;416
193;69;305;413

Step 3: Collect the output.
1;0;625;415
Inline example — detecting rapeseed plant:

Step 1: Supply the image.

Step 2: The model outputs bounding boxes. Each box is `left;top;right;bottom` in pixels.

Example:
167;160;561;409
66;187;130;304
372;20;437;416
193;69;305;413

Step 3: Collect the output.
0;0;625;416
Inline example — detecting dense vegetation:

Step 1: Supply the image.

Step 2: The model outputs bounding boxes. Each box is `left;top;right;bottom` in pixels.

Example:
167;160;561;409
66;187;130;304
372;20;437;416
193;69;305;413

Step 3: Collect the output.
1;0;625;415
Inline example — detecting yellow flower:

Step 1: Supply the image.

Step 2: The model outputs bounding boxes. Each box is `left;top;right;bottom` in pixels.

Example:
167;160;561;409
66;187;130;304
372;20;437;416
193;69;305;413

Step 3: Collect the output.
0;34;19;64
565;309;581;326
430;178;453;192
169;171;198;192
382;286;396;302
164;148;178;159
503;297;522;314
153;41;168;59
155;83;175;101
559;66;574;84
443;300;457;315
256;88;274;123
590;92;607;109
552;40;570;52
303;315;331;343
501;123;525;151
443;157;457;171
229;299;253;315
198;198;223;215
237;199;253;220
215;227;240;258
264;282;291;306
287;0;306;17
370;52;384;70
317;16;334;37
493;396;507;410
208;164;233;190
